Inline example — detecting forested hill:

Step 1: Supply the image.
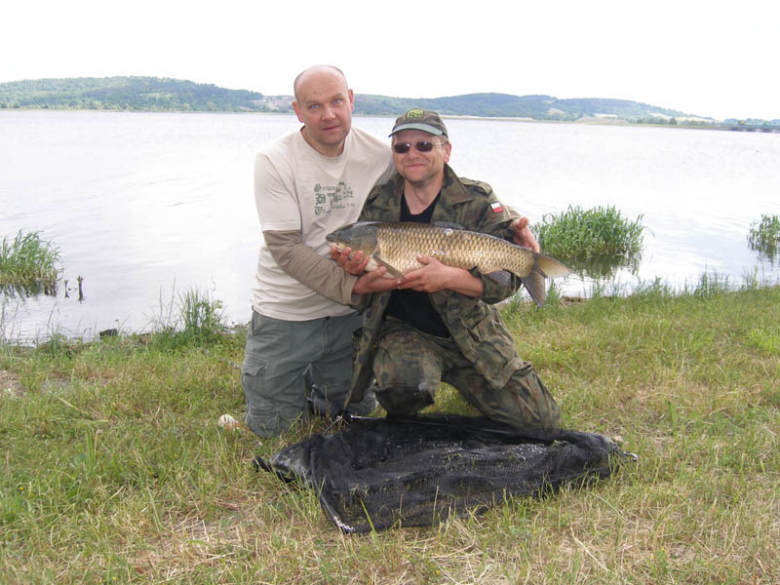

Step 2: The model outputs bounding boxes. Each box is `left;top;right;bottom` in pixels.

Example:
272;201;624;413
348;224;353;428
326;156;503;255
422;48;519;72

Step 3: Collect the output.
0;76;690;121
356;93;691;121
2;76;775;126
0;77;267;112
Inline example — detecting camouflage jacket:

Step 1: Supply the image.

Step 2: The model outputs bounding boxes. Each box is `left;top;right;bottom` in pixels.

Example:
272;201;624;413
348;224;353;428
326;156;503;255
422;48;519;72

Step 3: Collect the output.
350;164;527;402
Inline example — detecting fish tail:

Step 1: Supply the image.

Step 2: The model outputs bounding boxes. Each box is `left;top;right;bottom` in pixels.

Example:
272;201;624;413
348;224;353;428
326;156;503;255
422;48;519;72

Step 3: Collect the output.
520;270;546;307
534;254;571;279
519;254;570;308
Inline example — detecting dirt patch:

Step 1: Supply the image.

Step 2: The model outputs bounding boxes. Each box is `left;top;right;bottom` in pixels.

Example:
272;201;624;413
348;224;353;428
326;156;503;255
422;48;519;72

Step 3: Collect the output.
1;368;23;398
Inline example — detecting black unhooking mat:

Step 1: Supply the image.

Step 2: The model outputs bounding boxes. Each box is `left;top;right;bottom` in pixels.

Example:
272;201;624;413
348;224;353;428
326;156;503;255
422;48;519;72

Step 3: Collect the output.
254;415;632;533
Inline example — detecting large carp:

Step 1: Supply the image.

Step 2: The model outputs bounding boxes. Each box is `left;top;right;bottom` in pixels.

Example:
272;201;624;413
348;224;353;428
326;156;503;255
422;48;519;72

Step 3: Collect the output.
326;221;569;307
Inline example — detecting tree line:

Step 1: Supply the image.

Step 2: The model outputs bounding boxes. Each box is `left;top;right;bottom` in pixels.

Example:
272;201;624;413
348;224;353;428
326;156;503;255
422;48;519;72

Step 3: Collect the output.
3;76;778;126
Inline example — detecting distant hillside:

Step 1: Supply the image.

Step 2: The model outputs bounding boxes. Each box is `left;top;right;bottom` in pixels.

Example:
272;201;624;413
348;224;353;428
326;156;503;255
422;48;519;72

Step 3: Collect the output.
0;76;689;121
0;77;266;112
354;92;691;121
2;76;778;127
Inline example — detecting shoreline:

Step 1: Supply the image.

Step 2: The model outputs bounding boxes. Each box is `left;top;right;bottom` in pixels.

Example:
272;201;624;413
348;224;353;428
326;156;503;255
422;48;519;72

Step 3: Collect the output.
4;107;778;132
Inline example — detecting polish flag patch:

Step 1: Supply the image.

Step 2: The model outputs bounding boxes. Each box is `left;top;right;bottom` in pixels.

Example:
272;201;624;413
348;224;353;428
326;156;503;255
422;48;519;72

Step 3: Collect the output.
490;202;503;213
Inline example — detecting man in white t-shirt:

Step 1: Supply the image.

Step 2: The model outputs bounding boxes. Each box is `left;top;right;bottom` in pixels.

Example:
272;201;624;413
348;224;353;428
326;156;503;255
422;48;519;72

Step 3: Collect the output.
243;65;542;438
243;65;401;437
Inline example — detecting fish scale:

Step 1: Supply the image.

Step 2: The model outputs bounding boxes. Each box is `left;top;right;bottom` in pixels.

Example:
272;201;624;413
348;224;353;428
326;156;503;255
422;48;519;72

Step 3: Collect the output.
375;223;537;276
326;222;570;307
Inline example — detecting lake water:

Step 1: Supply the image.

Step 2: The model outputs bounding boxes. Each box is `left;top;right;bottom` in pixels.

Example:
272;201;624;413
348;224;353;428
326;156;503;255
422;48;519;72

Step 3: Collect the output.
1;110;779;343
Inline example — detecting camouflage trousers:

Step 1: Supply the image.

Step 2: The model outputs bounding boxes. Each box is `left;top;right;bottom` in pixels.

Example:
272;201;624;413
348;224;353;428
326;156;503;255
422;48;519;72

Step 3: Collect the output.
372;318;561;429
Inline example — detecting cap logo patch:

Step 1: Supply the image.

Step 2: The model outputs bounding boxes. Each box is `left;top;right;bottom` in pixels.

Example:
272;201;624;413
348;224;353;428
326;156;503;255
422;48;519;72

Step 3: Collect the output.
406;109;425;119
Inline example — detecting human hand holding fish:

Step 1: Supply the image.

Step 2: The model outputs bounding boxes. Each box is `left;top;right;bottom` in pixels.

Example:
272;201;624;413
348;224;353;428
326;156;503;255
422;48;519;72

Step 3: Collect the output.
398;256;482;297
329;243;405;295
511;216;540;253
330;245;369;275
353;265;405;295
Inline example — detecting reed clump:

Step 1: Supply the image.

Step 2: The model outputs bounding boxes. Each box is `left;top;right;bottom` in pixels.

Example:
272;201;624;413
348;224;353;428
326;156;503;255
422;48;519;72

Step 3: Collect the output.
749;214;780;248
145;286;230;351
535;205;644;276
0;231;61;294
748;214;780;264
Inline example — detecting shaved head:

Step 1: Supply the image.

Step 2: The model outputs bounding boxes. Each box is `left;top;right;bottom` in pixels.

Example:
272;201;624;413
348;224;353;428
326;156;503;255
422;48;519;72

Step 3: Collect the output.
293;65;348;102
290;65;354;157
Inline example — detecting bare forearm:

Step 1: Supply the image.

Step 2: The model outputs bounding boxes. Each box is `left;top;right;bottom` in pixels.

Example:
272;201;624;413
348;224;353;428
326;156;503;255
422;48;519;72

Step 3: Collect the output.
444;266;483;297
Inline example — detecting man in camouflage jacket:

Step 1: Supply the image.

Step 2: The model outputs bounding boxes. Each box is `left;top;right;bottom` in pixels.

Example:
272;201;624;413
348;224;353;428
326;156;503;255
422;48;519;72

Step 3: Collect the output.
343;109;560;430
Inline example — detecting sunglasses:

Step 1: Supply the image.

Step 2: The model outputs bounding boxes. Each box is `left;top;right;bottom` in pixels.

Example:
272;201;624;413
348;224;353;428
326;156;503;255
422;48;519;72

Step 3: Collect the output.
392;141;442;154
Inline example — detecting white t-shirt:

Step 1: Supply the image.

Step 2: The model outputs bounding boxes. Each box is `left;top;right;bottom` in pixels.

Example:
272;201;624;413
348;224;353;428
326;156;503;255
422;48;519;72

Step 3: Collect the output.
251;126;394;321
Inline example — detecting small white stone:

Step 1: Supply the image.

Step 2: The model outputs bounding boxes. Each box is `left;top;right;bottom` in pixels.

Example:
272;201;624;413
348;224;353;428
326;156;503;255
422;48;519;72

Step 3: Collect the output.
218;413;240;430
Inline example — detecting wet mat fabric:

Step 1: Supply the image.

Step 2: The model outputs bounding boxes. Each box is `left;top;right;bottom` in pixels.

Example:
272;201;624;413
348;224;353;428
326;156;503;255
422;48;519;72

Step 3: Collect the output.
255;415;627;533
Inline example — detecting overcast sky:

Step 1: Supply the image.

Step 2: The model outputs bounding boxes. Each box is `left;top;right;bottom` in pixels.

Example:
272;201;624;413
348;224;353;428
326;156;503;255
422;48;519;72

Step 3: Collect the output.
2;0;779;120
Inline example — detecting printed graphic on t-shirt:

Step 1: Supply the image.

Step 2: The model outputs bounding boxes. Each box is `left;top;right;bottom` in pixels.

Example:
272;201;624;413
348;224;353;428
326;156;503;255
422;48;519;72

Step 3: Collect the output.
314;182;355;216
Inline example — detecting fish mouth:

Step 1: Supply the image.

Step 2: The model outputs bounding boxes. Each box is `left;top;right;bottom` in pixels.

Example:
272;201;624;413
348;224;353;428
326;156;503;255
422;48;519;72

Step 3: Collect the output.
325;235;347;252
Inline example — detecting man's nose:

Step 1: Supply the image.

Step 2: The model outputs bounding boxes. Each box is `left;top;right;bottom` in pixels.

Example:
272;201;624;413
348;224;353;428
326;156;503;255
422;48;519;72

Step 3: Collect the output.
322;105;336;119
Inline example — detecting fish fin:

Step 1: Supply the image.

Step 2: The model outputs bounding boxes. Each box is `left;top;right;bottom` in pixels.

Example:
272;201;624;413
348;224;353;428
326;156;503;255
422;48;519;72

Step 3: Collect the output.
432;221;467;230
520;270;547;308
535;254;571;279
520;255;570;307
485;270;513;288
373;256;405;279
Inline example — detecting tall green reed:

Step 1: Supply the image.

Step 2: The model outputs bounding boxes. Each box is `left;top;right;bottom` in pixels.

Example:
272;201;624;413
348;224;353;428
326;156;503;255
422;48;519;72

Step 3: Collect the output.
0;231;60;294
749;214;780;248
146;285;228;350
749;214;780;263
534;205;644;277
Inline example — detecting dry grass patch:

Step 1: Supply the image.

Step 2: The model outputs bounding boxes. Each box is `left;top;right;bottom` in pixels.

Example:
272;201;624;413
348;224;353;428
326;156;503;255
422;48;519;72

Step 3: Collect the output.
1;368;22;398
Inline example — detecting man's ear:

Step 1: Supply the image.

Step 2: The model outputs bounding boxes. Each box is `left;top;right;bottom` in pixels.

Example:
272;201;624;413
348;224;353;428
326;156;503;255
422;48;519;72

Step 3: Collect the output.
292;100;304;123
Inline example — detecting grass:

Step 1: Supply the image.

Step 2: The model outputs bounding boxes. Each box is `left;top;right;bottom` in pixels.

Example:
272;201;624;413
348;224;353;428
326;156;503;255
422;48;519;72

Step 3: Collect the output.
1;280;779;583
534;206;645;277
0;230;61;295
145;286;229;351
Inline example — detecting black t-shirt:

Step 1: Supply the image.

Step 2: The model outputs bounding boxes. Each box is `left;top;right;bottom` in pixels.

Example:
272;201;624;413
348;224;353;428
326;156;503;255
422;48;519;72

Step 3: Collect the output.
383;193;450;337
